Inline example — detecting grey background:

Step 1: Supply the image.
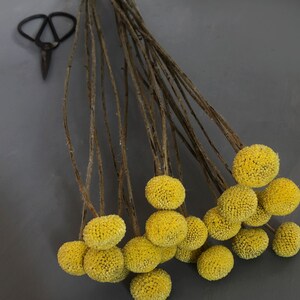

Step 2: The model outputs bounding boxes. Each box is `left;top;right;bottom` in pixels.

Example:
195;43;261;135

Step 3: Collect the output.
1;0;300;299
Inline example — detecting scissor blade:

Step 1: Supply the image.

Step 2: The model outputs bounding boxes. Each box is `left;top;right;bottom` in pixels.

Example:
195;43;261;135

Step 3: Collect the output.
41;49;52;80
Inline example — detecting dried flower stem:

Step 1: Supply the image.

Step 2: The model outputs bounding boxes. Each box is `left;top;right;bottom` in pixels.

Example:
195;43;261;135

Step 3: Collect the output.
63;0;98;218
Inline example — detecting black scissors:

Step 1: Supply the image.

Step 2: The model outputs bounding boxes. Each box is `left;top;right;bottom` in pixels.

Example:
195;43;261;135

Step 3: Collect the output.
18;12;77;80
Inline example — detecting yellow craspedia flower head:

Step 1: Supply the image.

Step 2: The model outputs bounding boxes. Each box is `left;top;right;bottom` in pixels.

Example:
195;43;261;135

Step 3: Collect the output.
57;241;87;276
175;247;202;263
83;247;124;282
260;178;300;216
243;203;271;227
130;269;172;300
123;237;161;273
83;215;126;250
203;207;241;241
145;175;185;210
232;228;269;259
272;222;300;257
197;245;234;281
160;246;177;263
217;185;258;222
177;216;208;250
146;210;188;247
232;144;279;188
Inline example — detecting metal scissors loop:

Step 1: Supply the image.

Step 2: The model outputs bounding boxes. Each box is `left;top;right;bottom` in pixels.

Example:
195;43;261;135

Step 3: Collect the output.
17;12;77;79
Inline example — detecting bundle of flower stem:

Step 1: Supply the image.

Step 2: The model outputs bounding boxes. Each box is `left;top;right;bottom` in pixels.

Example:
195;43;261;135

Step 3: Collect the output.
58;0;300;299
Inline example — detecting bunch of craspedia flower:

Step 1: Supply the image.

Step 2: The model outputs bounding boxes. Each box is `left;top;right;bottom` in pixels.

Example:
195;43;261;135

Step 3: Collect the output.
206;144;300;262
57;145;300;299
122;175;190;299
231;144;300;257
57;214;129;283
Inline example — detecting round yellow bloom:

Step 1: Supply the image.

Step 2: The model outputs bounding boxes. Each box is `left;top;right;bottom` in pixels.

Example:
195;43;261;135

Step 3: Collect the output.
130;269;172;300
57;241;87;276
123;237;161;273
272;222;300;257
83;215;126;250
177;216;208;250
146;210;188;247
203;207;241;241
260;178;300;216
197;245;234;281
160;246;177;263
145;175;185;210
175;247;202;263
217;185;258;222
232;144;279;188
232;228;269;259
84;247;124;282
243;203;271;227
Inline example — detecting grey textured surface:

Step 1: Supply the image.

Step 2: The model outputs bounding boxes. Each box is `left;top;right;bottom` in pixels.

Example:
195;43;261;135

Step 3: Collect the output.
1;0;300;299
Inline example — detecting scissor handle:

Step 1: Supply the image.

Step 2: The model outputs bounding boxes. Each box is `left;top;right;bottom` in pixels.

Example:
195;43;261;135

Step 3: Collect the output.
17;12;77;50
47;12;77;43
17;14;48;42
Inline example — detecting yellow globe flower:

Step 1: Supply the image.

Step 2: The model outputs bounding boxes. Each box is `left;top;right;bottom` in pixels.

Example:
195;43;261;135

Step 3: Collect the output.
130;269;172;300
123;237;161;273
178;216;208;250
232;144;279;188
243;203;271;227
57;241;87;276
160;246;177;263
145;175;185;210
217;185;258;222
83;215;126;250
146;210;188;247
175;247;202;263
83;247;124;282
272;222;300;257
203;207;241;241
260;178;300;216
197;245;234;281
232;228;269;259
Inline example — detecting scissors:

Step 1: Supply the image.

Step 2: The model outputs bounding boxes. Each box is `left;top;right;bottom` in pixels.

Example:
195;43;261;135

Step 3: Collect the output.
18;12;77;80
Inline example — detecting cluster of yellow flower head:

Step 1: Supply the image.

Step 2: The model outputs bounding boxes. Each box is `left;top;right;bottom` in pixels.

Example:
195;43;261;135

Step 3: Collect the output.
57;214;129;283
198;144;300;282
57;145;300;299
203;144;300;263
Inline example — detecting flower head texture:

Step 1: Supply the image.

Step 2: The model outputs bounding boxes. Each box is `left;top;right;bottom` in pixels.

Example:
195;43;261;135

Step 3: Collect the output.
146;210;188;247
145;175;185;210
232;144;279;188
110;267;130;283
203;207;241;241
243;203;271;227
217;185;258;222
160;246;177;263
197;245;234;281
178;216;208;250
130;269;172;300
272;222;300;257
175;247;202;263
123;237;161;273
57;241;88;276
83;247;124;282
83;215;126;250
260;178;300;216
232;228;269;260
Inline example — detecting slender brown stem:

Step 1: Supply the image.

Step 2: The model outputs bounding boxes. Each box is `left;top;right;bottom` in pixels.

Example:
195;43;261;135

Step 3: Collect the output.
92;2;140;236
63;0;98;218
264;223;276;234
